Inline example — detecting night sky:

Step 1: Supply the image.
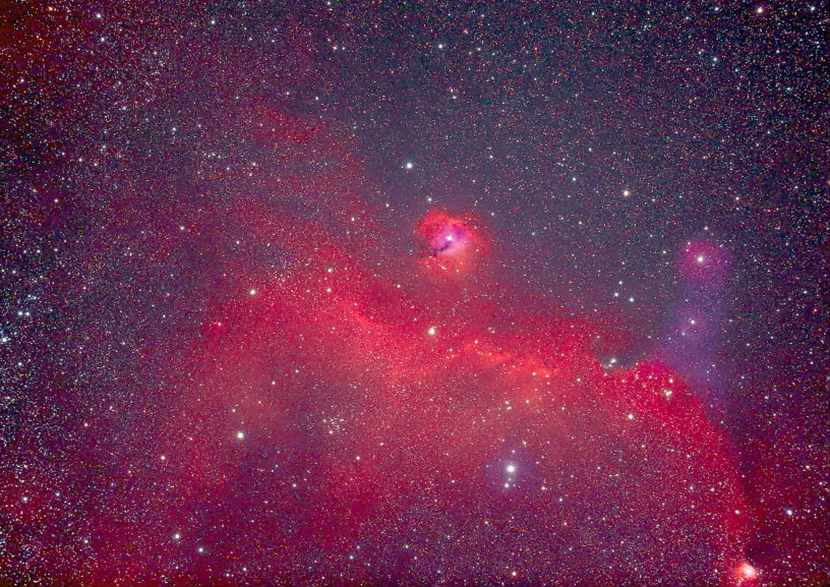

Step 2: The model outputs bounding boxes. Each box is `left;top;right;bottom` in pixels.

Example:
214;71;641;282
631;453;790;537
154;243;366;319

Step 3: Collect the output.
1;1;828;586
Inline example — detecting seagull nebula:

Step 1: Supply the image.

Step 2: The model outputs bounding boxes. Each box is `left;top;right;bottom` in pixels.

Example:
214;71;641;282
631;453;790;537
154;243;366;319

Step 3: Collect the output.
1;1;827;586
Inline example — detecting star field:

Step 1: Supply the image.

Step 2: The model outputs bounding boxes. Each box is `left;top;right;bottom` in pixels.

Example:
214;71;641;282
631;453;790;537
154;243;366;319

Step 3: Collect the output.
1;1;828;586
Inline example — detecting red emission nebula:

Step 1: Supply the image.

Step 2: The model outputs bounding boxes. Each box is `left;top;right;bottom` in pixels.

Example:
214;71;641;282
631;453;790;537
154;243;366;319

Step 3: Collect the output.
53;109;758;587
0;101;782;587
95;115;757;585
151;208;752;586
1;3;827;585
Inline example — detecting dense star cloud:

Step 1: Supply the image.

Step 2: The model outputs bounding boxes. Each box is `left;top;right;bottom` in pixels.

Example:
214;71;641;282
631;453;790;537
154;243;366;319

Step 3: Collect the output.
1;1;827;586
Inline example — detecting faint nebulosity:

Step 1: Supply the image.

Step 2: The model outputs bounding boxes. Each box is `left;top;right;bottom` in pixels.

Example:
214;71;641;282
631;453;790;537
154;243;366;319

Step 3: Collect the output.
1;1;827;586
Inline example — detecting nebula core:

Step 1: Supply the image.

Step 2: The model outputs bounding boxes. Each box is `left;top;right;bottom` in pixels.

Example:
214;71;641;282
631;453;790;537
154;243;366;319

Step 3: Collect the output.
1;2;827;586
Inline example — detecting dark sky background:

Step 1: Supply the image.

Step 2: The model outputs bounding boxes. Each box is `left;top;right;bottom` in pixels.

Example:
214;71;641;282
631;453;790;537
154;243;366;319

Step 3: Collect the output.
1;1;828;586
